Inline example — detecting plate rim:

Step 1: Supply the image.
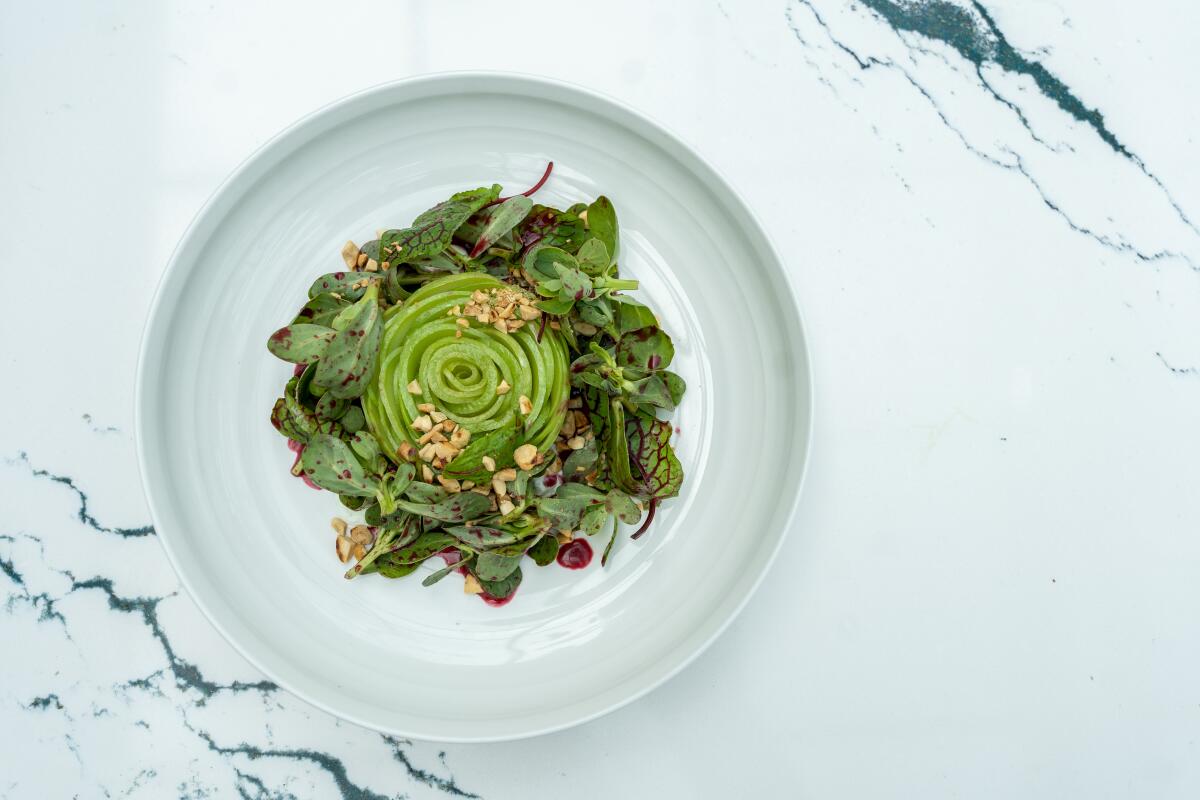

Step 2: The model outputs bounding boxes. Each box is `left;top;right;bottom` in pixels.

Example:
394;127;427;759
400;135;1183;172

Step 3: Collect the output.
134;70;815;742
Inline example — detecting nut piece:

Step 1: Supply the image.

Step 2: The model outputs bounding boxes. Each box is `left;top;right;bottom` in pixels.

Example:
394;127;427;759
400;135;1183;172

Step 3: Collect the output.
492;477;508;497
450;426;470;449
411;415;434;433
567;436;586;450
331;517;348;537
495;379;511;396
397;441;416;461
364;258;379;272
356;252;369;268
430;411;448;424
437;475;462;493
481;455;496;472
421;464;435;482
463;573;483;594
461;480;475;491
417;403;436;414
407;379;423;395
456;317;470;328
335;535;353;563
518;395;533;415
513;444;538;471
433;442;459;461
418;442;438;462
340;241;360;269
573;321;599;337
518;304;540;321
348;525;373;546
498;498;516;516
350;542;367;561
494;467;517;482
557;530;574;545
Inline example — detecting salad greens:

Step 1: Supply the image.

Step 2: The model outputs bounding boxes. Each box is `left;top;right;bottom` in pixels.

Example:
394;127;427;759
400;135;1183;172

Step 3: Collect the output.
266;162;686;605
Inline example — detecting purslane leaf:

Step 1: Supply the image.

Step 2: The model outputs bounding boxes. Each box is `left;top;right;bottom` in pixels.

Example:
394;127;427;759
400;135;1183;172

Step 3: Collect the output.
266;324;336;364
313;284;383;399
585;196;618;266
299;434;378;497
474;551;523;582
395;492;493;523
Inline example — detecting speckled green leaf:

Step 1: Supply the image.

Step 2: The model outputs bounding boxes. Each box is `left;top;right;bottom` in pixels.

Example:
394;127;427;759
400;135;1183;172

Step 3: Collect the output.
266;324;335;364
293;293;350;327
298;434;378;497
527;534;559;566
307;271;377;301
585;196;618;265
616;327;674;372
444;524;523;549
477;566;522;600
474;551;523;582
395;492;492;523
380;185;501;264
313;285;383;399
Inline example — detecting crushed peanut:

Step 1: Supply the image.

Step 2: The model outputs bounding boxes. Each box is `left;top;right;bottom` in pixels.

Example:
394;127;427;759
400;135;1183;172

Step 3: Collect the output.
481;455;496;472
418;443;438;462
518;395;533;415
463;573;483;594
461;480;475;491
495;379;511;396
417;403;436;414
498;498;516;516
567;397;583;410
449;426;470;449
518;304;541;321
430;411;448;424
421;464;435;482
397;441;416;461
456;317;470;328
567;436;586;450
331;517;348;537
364;259;379;272
412;415;434;432
494;468;518;482
573;321;599;337
407;379;423;395
340;241;360;269
433;442;459;461
356;252;368;268
335;535;353;563
513;444;538;471
492;477;508;497
437;475;462;493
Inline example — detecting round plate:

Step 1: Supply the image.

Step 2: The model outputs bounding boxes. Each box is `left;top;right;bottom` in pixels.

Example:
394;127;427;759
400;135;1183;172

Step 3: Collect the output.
136;73;812;742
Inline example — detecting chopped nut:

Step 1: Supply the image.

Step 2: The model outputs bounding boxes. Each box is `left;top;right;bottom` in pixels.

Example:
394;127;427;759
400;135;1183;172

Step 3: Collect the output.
568;396;583;409
464;573;483;594
579;209;589;226
421;464;435;482
340;241;360;269
447;305;461;316
432;456;446;469
506;319;524;333
418;443;438;462
492;320;508;334
335;535;353;563
573;321;599;337
417;403;436;414
364;258;379;272
381;261;391;271
567;436;586;450
549;320;561;330
455;317;470;328
412;415;433;432
450;426;470;448
437;475;462;492
356;252;369;268
495;379;511;396
494;467;518;482
574;410;590;430
560;415;576;438
461;480;475;491
476;311;491;324
470;485;491;495
351;542;367;561
498;498;516;516
407;379;423;395
518;395;533;415
397;441;416;461
441;419;456;433
513;444;538;471
429;430;448;445
349;525;373;546
492;477;508;497
557;530;574;545
418;424;443;445
433;442;459;461
481;455;496;472
472;290;488;303
430;411;447;424
518;304;540;321
331;517;348;537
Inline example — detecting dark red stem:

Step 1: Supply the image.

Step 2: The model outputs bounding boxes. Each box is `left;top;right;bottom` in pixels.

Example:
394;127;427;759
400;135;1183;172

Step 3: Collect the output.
631;498;658;540
483;161;554;209
536;313;548;343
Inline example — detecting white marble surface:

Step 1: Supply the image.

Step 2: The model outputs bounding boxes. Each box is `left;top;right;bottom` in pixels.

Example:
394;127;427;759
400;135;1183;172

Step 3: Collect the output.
3;0;1200;797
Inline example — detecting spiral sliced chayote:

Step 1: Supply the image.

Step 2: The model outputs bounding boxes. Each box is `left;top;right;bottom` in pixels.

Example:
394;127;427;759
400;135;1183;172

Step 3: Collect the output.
363;273;569;462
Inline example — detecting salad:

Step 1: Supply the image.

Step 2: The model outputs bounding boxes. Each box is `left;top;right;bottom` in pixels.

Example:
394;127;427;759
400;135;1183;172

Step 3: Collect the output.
266;163;685;605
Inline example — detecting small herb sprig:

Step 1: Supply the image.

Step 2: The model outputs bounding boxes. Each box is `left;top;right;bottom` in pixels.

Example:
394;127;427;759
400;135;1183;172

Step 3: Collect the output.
265;162;686;605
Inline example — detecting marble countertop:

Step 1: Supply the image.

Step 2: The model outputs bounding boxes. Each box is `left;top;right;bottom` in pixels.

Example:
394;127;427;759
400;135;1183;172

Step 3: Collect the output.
4;1;1200;797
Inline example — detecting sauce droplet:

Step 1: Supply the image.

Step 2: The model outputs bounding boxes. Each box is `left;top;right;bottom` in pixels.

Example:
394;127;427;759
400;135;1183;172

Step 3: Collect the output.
556;538;593;570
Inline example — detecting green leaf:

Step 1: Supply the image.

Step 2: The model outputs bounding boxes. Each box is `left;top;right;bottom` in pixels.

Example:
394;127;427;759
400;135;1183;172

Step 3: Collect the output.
477;566;522;600
616;327;674;372
340;405;366;433
627;374;677;410
562;438;599;478
537;483;606;530
580;504;608;536
294;293;350;327
577;298;613;328
314;391;348;421
313;284;383;399
403;482;449;504
527;534;559;566
395;492;492;523
339;494;368;511
605;489;642;524
387;531;458;565
298;434;378;497
381;185;501;264
469;195;533;258
554;263;593;301
575;238;609;276
536;297;574;316
441;419;519;482
604;398;638;493
344;515;421;579
517;205;587;252
585;196;618;265
266;324;336;364
308;271;378;301
444;524;524;549
625;412;684;500
422;553;472;587
474;551;523;582
611;295;658;334
377;560;421;579
348;430;381;471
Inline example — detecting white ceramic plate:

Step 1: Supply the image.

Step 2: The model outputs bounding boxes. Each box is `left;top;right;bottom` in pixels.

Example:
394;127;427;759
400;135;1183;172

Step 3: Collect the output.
136;73;812;742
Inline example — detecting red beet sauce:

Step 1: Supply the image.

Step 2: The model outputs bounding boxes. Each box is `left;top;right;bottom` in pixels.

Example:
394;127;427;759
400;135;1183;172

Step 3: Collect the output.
556;538;593;570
